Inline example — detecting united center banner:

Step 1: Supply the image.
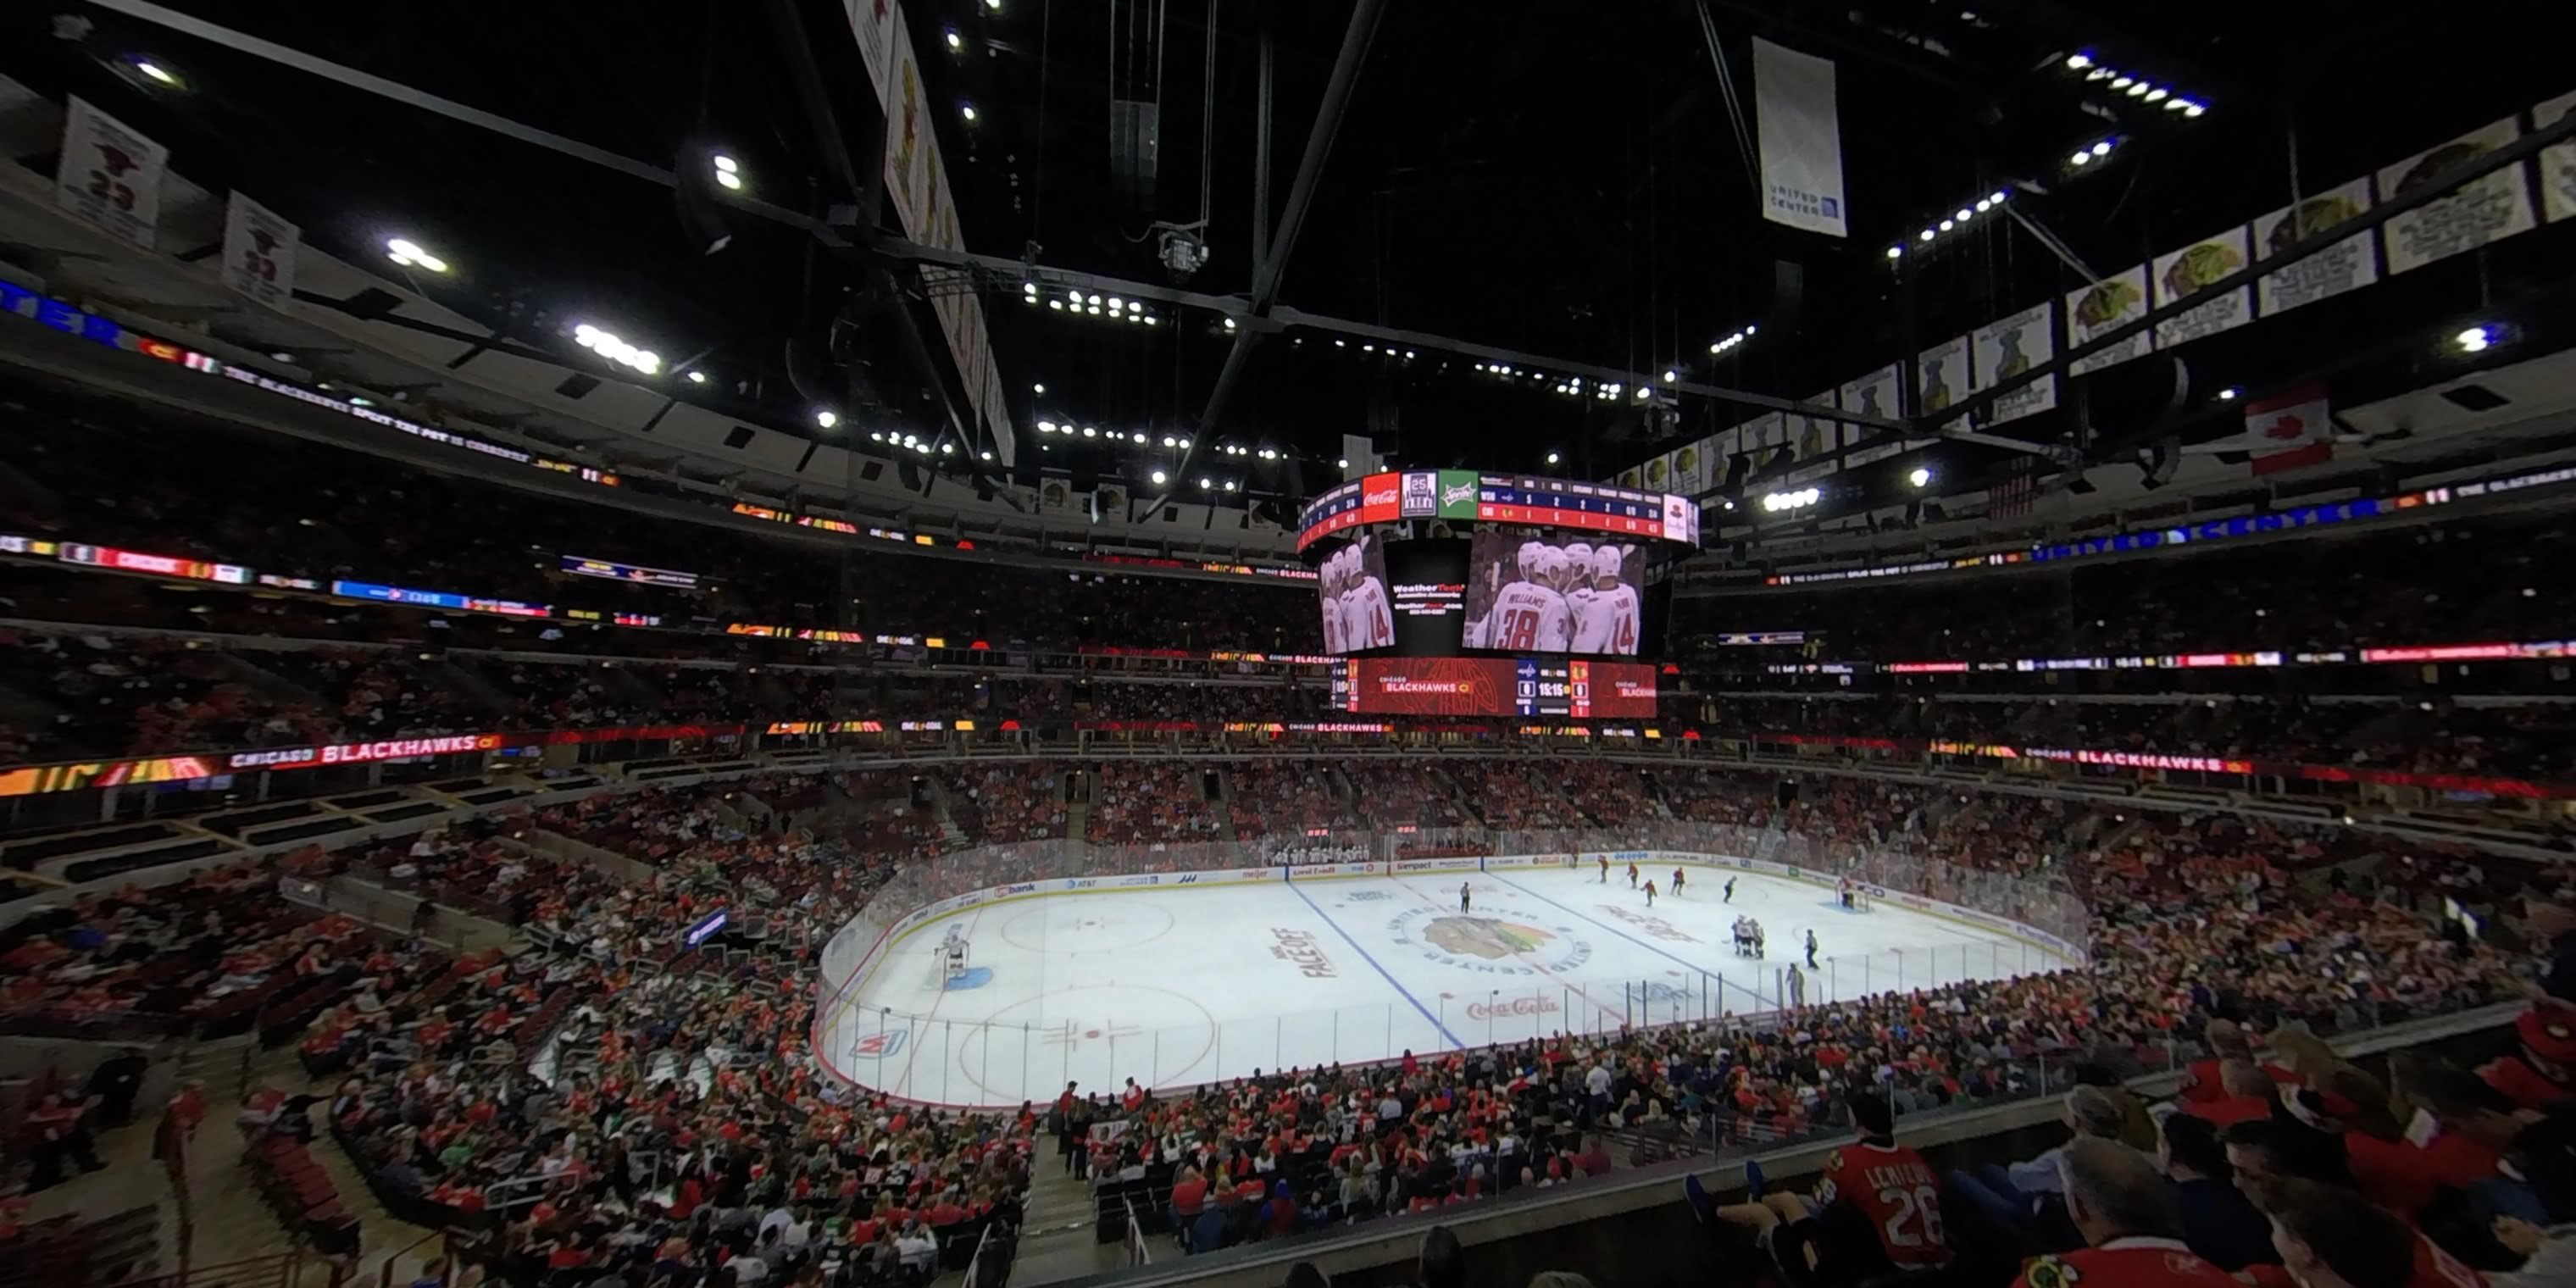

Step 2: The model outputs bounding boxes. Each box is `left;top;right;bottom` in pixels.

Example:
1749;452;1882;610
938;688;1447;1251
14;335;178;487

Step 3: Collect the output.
55;97;169;250
1752;39;1846;238
219;192;300;308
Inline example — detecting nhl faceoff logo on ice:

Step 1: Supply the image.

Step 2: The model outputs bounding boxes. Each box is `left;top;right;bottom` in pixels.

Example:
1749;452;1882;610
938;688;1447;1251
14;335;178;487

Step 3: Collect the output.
847;1028;909;1059
1386;908;1592;976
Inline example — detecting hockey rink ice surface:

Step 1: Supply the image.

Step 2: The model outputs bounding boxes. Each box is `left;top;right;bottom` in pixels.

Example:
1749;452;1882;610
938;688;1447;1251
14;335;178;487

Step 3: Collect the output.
825;864;2074;1108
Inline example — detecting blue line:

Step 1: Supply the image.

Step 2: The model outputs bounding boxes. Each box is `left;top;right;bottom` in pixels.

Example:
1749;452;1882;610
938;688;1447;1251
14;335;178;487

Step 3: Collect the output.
1485;872;1780;1013
1287;877;1466;1051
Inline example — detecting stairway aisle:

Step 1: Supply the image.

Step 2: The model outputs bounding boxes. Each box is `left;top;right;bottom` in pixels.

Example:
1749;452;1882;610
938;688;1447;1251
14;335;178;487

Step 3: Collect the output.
1006;1156;1124;1285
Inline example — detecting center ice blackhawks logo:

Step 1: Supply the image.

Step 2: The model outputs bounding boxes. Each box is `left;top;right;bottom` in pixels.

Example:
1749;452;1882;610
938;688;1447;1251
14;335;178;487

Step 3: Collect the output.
1388;910;1592;977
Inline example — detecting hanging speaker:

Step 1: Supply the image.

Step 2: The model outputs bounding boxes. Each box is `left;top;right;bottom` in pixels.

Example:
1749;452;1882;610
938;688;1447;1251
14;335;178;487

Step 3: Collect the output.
1769;259;1804;322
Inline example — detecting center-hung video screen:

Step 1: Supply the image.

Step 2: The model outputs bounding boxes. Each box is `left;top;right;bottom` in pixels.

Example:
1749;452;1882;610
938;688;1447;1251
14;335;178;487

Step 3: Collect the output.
1318;535;1469;657
1462;530;1649;656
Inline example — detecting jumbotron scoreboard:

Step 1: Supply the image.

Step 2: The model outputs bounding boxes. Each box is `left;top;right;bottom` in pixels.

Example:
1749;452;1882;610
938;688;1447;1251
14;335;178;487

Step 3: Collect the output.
1302;469;1700;719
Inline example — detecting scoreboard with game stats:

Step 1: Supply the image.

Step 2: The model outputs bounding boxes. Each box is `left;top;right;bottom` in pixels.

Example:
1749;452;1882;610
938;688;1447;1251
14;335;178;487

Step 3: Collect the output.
1331;657;1657;719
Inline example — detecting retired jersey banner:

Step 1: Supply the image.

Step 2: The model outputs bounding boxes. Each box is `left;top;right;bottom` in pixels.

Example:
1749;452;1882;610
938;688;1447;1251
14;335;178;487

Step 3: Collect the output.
56;97;169;250
1914;334;1975;423
2535;92;2576;224
1972;303;2057;425
219;192;299;308
2255;177;2378;315
2152;226;2253;347
880;4;933;242
2379;118;2536;275
2066;265;2151;375
1752;39;1847;238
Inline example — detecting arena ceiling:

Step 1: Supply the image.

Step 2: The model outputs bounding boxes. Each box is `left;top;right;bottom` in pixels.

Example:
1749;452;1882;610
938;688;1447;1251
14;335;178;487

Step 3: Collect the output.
7;1;2570;525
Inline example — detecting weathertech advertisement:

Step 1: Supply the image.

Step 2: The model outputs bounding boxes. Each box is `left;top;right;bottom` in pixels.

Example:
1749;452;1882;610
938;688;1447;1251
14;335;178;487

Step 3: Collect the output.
1337;658;1657;718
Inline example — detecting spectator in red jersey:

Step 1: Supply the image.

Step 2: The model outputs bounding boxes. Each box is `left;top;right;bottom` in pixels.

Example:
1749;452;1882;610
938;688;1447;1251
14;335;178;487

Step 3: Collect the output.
2179;1020;2293;1104
2248;1176;2484;1288
2014;1138;2241;1288
2478;1008;2576;1112
2194;1059;2285;1126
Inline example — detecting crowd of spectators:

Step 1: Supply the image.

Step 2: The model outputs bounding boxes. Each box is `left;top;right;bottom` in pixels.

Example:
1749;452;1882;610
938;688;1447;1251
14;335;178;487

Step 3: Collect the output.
1224;760;1357;839
1089;762;1227;846
1336;762;1474;830
1444;762;1591;830
8;751;2567;1286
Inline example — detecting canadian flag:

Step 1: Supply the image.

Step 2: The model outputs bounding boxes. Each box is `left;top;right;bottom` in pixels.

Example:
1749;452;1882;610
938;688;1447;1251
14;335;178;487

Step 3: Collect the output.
2184;384;2334;475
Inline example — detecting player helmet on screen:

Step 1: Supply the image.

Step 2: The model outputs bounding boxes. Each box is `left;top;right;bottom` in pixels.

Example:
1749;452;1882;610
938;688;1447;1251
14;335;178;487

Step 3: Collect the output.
1563;541;1594;569
1518;540;1547;577
1533;548;1569;586
1591;545;1624;583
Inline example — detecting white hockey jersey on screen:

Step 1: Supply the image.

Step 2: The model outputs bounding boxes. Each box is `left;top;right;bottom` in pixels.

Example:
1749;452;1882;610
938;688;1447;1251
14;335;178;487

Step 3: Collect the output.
1346;579;1396;649
1571;585;1641;654
1484;581;1571;652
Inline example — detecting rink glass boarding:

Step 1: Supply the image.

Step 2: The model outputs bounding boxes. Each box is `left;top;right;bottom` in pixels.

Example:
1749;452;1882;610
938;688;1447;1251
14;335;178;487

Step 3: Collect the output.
810;823;2088;1109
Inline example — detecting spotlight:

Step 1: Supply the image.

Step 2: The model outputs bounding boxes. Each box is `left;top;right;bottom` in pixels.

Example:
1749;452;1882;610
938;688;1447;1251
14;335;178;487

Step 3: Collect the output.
1033;382;1046;394
815;410;839;428
1133;433;1147;443
713;154;739;174
980;451;994;461
1081;426;1096;437
2143;88;2168;103
1223;318;1237;330
2092;141;2112;157
2216;386;2240;400
1990;191;2007;204
960;102;978;122
2064;53;2092;69
1955;208;1973;222
1908;466;1933;488
686;370;708;384
2110;75;2134;88
385;237;450;273
1919;229;1935;242
2071;151;2092;166
1152;469;1169;485
1224;480;1237;491
134;59;179;86
1337;458;1350;469
1199;477;1213;489
1940;219;1955;231
2126;81;2151;97
1161;435;1176;447
1546;452;1561;464
2456;325;2495;353
944;27;963;49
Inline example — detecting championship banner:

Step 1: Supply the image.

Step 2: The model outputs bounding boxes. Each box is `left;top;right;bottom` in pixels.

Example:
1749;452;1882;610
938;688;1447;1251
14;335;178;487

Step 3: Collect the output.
1752;39;1847;238
56;97;169;250
2254;176;2377;316
2151;226;2253;347
219;192;299;308
843;0;899;108
1914;334;1975;423
880;5;933;248
1742;412;1787;476
2534;91;2576;224
2065;265;2151;375
1779;394;1845;486
1839;365;1904;464
1971;303;2057;425
2378;118;2536;275
1641;451;1674;491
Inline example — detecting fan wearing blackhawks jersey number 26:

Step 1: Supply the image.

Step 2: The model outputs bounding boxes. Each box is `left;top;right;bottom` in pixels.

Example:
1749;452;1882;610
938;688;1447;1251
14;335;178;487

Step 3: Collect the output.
1702;1091;1953;1284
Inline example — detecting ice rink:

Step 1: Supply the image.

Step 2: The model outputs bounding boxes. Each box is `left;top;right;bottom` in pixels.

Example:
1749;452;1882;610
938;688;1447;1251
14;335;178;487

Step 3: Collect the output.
820;863;2073;1107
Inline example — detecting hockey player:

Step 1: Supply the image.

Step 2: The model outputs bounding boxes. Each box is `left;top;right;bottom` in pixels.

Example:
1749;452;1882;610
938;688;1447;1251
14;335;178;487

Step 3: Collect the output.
1627;861;1639;889
1644;879;1657;908
1344;543;1396;650
1671;867;1685;897
1479;544;1573;651
1724;875;1736;903
1568;545;1640;653
1597;855;1610;883
1459;881;1474;915
1806;928;1819;969
1318;550;1347;653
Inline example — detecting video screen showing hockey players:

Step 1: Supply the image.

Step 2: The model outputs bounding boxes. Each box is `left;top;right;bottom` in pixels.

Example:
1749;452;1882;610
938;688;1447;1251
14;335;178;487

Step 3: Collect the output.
1316;534;1396;655
1462;530;1648;656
